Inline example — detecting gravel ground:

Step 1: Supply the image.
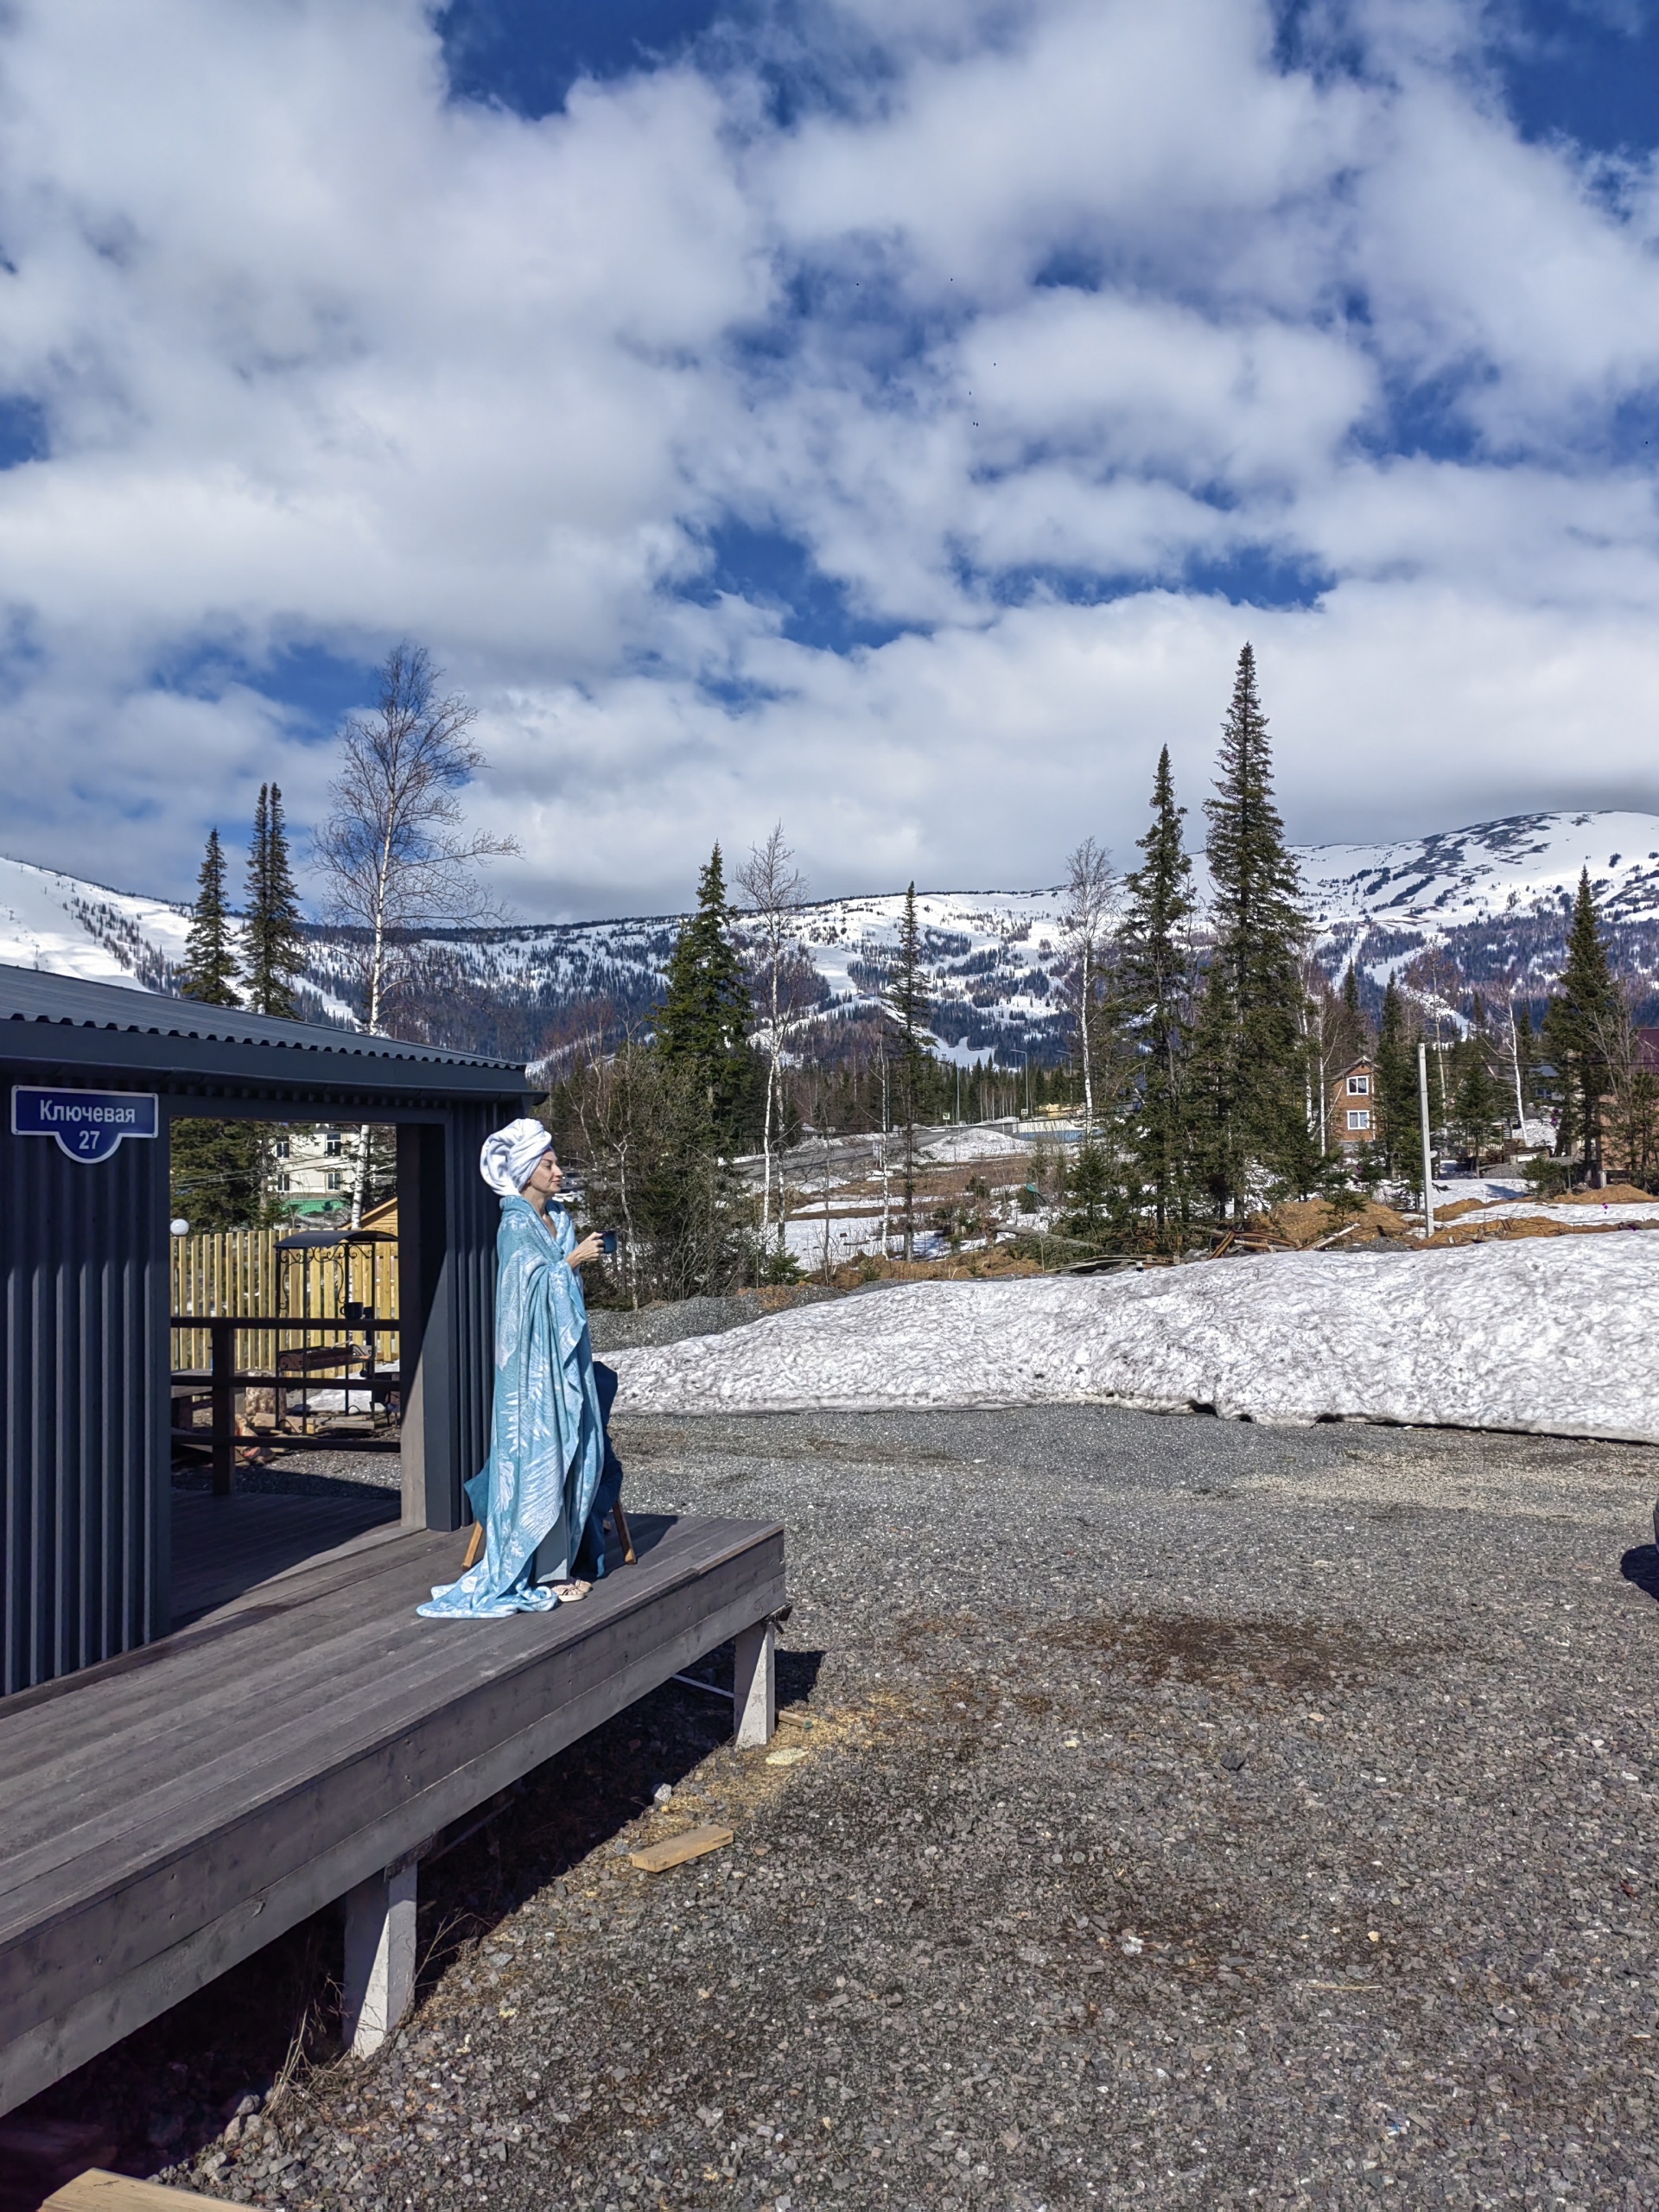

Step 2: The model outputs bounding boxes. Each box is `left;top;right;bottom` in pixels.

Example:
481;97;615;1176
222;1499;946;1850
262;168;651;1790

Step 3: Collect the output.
19;1403;1659;2210
588;1289;846;1356
173;1446;404;1496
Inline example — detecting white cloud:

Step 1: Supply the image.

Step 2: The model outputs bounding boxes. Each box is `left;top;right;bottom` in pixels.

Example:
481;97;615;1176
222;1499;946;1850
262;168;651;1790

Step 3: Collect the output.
0;0;1655;914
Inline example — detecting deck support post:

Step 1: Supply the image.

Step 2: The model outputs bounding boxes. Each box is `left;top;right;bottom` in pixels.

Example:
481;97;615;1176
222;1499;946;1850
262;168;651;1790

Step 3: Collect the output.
343;1855;418;2056
733;1618;776;1748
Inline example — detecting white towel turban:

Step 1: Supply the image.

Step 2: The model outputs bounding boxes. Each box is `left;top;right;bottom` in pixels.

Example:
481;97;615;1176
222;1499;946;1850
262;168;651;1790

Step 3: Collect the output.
480;1118;554;1197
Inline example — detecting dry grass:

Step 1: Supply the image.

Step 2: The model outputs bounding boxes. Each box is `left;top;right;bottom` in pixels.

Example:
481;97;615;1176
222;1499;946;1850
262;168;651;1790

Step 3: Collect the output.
1422;1215;1659;1249
1425;1180;1659;1246
1249;1197;1413;1248
819;1244;1046;1291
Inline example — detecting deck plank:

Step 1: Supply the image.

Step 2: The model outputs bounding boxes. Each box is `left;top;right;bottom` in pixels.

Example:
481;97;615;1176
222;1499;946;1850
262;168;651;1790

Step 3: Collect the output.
170;1489;401;1624
0;1517;760;1880
0;1516;732;1802
0;1513;785;2115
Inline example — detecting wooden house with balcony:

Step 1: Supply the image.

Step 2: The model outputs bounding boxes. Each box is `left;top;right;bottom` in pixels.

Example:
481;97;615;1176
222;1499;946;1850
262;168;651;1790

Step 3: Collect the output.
1329;1058;1378;1154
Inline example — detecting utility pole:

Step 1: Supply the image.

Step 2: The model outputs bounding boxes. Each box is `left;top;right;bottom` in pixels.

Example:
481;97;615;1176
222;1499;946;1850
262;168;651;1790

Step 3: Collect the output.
1418;1040;1436;1241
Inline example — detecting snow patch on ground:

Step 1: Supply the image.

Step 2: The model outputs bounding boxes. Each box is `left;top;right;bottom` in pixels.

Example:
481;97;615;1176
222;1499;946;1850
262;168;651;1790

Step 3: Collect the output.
920;1127;1027;1163
612;1239;1659;1444
1431;1177;1530;1205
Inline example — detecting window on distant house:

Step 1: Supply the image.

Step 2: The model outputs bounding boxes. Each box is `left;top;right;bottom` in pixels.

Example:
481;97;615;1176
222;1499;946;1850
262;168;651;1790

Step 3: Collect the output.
325;1130;344;1157
274;1135;291;1159
1346;1109;1371;1131
327;1170;343;1190
1347;1074;1370;1095
276;1173;291;1193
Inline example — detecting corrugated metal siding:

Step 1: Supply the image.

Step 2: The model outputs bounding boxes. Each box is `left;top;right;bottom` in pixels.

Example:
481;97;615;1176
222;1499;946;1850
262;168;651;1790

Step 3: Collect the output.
448;1101;501;1524
1;1100;167;1695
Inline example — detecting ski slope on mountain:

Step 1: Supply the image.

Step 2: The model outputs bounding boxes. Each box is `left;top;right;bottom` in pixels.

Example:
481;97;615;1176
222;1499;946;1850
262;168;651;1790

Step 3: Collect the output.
2;808;1656;1055
0;855;189;987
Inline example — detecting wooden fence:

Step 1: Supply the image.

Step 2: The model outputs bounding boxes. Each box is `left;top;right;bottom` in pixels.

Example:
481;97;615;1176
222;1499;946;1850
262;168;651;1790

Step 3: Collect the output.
170;1230;399;1372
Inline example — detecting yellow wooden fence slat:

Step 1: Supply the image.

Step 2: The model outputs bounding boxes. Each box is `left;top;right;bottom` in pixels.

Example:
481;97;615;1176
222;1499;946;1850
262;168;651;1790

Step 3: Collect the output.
169;1225;399;1374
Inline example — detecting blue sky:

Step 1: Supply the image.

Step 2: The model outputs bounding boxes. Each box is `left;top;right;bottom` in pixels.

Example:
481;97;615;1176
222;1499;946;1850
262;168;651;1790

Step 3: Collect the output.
3;0;1659;917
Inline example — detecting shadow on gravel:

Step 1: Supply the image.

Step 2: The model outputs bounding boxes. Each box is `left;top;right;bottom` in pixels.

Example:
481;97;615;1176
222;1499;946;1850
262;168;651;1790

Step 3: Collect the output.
1619;1543;1659;1602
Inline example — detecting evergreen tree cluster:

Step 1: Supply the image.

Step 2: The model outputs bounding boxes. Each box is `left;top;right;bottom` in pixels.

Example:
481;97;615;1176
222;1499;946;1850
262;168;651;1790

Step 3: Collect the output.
177;785;306;1017
172;785;308;1231
550;642;1659;1299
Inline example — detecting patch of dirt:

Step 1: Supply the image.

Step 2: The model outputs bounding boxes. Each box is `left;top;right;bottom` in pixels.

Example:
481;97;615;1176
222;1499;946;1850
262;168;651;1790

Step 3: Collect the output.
1252;1198;1413;1248
822;1245;1046;1290
888;1602;1449;1696
1037;1608;1454;1692
1423;1214;1659;1247
1239;1441;1654;1522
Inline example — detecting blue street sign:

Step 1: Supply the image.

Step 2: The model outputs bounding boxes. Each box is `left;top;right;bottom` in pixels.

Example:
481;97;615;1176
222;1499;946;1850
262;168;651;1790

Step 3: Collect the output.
11;1085;160;1163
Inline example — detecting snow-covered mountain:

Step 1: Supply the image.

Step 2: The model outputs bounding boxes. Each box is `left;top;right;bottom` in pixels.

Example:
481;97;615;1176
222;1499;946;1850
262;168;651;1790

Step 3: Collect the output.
0;856;193;988
2;808;1656;1065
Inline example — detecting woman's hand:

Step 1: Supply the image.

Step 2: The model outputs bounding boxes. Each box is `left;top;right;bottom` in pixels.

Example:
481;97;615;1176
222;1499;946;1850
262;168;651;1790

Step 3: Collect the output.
568;1232;607;1268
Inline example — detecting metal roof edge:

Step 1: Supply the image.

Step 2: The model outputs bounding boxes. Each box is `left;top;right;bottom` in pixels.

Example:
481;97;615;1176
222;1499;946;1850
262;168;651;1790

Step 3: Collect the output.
0;964;526;1077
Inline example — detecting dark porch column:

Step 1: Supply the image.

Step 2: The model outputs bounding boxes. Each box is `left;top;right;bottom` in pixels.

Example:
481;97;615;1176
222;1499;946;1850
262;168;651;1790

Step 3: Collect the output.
397;1102;506;1533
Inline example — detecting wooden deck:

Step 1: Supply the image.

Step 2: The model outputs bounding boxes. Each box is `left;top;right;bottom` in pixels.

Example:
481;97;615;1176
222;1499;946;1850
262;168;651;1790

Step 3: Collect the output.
0;1511;786;2117
171;1487;402;1624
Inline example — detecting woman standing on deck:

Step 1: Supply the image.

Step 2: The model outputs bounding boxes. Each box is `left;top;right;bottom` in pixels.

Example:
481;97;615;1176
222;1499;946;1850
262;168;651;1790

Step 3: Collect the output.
418;1118;620;1618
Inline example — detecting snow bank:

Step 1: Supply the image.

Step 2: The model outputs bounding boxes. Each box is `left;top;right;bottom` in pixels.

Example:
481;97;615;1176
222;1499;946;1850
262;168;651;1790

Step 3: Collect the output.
920;1127;1027;1163
611;1237;1659;1443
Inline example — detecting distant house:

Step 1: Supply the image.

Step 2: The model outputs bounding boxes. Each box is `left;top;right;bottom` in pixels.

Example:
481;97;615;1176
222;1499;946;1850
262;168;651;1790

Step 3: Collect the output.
270;1122;352;1217
1328;1058;1377;1154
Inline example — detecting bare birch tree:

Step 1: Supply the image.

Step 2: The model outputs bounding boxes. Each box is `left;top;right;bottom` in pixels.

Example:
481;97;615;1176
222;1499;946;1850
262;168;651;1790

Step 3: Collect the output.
314;642;518;1218
1061;836;1115;1128
735;823;811;1255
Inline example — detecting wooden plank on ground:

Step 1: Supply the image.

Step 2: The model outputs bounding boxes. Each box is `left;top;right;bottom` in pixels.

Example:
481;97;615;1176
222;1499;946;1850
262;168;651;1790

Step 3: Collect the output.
629;1824;734;1872
43;2171;232;2209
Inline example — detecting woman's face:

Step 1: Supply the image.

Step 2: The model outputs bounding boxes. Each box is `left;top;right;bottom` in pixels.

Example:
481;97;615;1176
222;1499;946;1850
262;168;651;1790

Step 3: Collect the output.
521;1147;563;1199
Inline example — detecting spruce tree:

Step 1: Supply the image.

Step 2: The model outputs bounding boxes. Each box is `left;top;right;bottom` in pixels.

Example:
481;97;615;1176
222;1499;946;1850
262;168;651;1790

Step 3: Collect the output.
1335;961;1368;1070
1511;1000;1538;1130
655;843;753;1140
1542;868;1618;1185
1453;1024;1505;1171
173;828;262;1226
1374;979;1420;1185
1195;645;1310;1213
1117;746;1194;1248
179;829;240;1006
885;883;931;1260
244;782;306;1018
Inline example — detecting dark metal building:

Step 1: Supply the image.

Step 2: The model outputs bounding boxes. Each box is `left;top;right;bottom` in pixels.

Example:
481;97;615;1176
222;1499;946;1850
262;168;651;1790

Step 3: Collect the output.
0;965;529;1694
